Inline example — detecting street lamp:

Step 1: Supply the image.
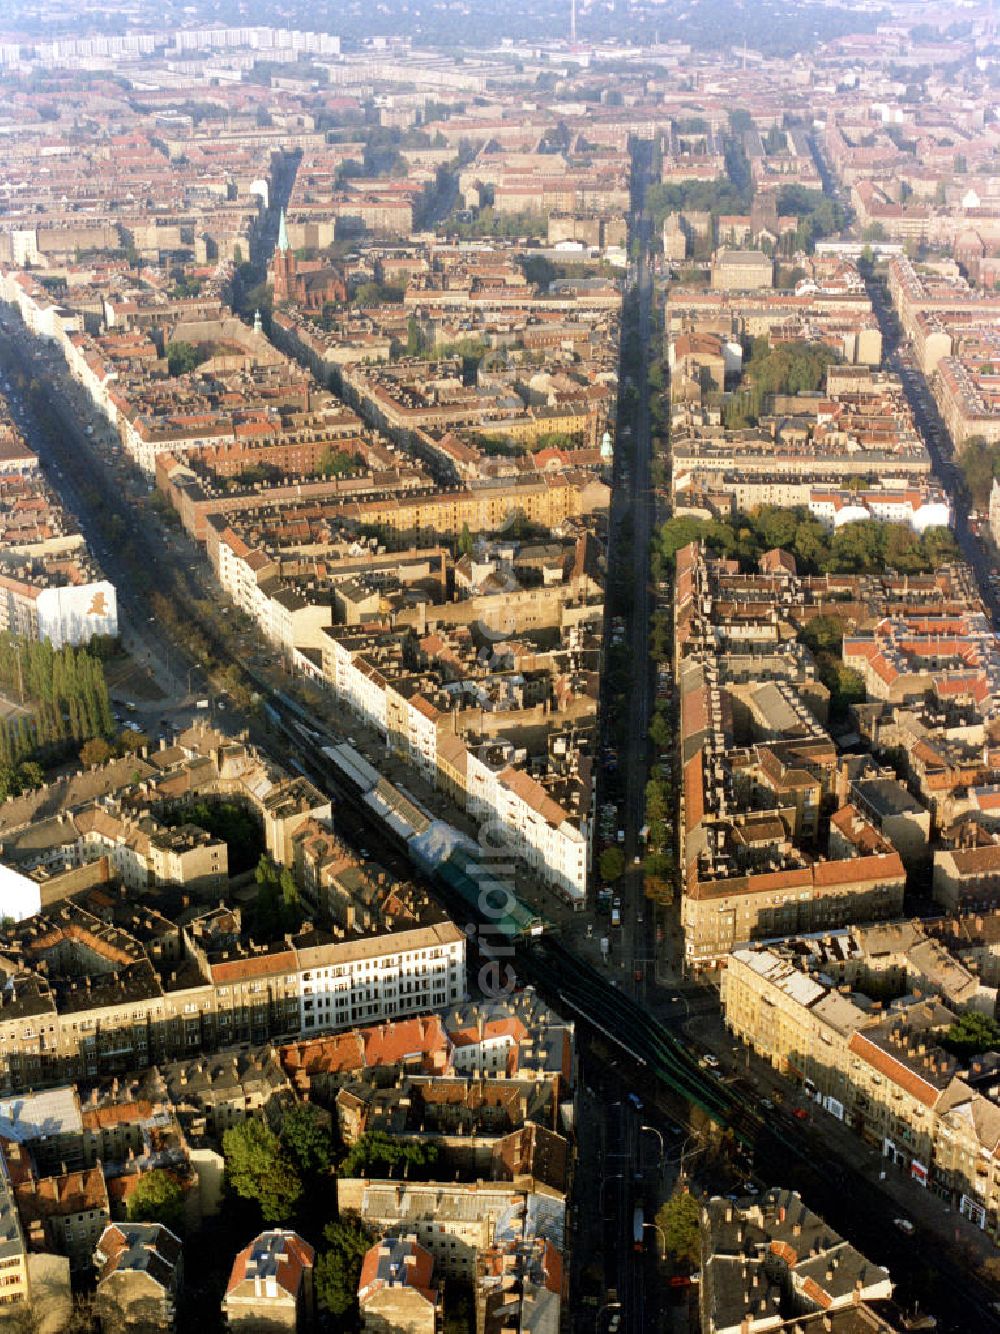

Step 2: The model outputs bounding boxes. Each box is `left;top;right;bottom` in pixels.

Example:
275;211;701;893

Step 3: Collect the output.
600;1173;624;1218
594;1300;622;1333
642;1221;667;1259
640;1124;664;1168
668;1131;704;1182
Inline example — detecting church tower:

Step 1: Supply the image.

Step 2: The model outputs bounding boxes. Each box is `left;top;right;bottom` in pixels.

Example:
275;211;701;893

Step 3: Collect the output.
272;209;296;303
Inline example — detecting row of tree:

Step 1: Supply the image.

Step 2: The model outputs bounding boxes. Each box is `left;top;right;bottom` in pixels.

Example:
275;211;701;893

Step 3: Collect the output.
959;435;1000;510
0;637;114;768
654;506;959;579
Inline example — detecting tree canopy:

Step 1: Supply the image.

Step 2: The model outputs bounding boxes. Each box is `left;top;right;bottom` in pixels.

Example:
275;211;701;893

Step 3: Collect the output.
653;507;958;579
164;799;263;876
959;435;1000;509
125;1169;186;1234
315;1218;374;1319
724;339;841;427
319;446;363;478
657;1190;701;1268
646;175;750;228
599;846;626;882
776;185;845;251
222;1118;303;1224
339;1130;438;1179
166;340;208;377
279;1103;334;1177
80;736;113;768
0;636;114;773
246;855;304;941
942;1012;1000;1060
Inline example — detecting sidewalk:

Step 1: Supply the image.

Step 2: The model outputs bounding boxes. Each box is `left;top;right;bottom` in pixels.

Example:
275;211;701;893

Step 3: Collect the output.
681;1006;1000;1278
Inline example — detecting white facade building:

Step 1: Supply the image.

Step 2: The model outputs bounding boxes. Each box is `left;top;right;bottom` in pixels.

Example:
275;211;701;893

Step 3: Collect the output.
295;922;465;1036
809;487;953;535
0;863;42;922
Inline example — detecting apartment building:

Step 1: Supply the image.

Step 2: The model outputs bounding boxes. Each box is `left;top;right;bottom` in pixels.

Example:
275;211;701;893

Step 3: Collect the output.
721;925;1000;1235
0;886;465;1095
15;1165;110;1273
93;1222;183;1334
0;1148;29;1316
223;1230;315;1332
700;1189;893;1334
710;249;774;290
339;1179;564;1284
674;555;908;969
358;1235;439;1334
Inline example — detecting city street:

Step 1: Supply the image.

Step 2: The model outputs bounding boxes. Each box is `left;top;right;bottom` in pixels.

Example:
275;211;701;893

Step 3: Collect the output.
4;142;1000;1334
869;274;1000;622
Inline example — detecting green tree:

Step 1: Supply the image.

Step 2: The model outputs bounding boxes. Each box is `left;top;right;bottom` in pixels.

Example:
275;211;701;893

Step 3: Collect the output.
657;1190;701;1267
826;521;883;573
166;341;205;377
599;846;626;882
816;659;866;718
340;1130;438;1178
882;523;926;574
650;710;672;751
457;522;474;557
318;447;362;478
800;615;846;657
521;255;556;289
125;1169;186;1233
791;519;831;573
959;436;1000;509
17;761;43;792
165;800;264;876
754;505;800;552
657;516;716;566
280;1103;333;1176
222;1118;303;1224
645;779;669;825
315;1219;373;1319
921;526;959;567
942;1012;1000;1059
249;855;303;940
117;729;150;755
405;314;425;357
280;866;299;915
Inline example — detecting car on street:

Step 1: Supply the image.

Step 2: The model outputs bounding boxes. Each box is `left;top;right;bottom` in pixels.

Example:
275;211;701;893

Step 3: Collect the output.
792;1107;809;1121
894;1218;915;1235
699;1054;720;1070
